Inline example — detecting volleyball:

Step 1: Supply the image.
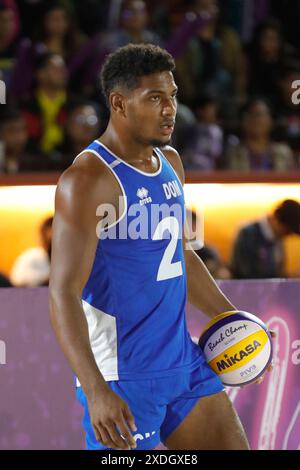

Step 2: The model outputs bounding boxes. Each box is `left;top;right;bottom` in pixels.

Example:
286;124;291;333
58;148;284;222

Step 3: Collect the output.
198;311;273;387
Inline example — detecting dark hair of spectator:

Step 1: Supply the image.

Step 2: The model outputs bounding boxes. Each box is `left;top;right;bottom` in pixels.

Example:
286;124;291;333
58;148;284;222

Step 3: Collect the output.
34;52;61;72
274;200;300;235
40;216;53;258
40;216;53;235
0;3;9;12
197;246;219;264
100;43;175;108
64;98;96;114
120;0;146;14
280;59;300;80
251;18;283;52
32;0;78;58
119;0;147;26
194;93;218;110
0;107;22;132
239;97;274;119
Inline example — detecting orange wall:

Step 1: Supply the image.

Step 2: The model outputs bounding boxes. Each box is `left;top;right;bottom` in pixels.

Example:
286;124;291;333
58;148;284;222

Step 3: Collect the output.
0;186;55;276
0;183;300;277
185;183;300;276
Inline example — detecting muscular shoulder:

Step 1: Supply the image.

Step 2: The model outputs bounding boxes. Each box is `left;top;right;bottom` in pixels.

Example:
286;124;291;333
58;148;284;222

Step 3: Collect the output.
160;145;185;185
55;151;122;225
57;152;120;205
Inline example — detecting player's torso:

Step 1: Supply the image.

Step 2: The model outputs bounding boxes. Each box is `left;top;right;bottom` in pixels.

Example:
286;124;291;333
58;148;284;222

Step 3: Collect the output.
76;140;202;382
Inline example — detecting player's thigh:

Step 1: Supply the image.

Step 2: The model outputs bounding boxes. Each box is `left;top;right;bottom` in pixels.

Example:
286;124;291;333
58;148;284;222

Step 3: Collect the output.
164;391;250;450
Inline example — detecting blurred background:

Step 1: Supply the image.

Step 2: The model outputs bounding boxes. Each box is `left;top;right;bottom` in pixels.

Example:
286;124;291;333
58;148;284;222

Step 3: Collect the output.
0;0;300;285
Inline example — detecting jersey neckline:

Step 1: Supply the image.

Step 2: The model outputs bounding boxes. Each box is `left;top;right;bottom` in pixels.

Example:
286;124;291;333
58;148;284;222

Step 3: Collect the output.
94;140;162;177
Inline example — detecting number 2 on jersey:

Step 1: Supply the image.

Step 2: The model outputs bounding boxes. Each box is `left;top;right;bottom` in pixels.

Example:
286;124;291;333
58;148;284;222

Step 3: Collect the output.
152;216;183;281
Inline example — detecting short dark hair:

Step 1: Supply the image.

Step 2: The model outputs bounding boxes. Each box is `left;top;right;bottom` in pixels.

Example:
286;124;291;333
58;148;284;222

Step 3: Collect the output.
274;199;300;235
40;216;53;235
240;97;273;119
0;107;23;132
255;18;282;38
42;0;68;16
100;43;175;108
280;59;300;80
0;2;11;13
194;92;218;111
35;52;58;72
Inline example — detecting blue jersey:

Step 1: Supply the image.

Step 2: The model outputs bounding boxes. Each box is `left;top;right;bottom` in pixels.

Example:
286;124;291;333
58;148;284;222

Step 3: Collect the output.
75;140;204;385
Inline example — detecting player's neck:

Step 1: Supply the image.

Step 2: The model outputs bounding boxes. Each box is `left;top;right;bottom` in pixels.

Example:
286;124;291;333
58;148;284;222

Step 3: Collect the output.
98;126;155;165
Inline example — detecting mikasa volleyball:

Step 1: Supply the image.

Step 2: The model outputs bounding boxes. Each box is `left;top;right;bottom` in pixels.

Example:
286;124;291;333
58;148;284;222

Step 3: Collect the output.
198;311;273;386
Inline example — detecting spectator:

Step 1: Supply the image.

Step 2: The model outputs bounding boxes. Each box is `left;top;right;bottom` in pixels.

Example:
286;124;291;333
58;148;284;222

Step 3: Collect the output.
195;245;232;280
273;61;300;164
171;100;196;157
0;107;45;173
185;207;231;279
74;0;164;100
270;0;300;50
72;0;112;35
11;0;87;99
231;199;300;279
0;272;12;287
0;2;19;88
182;94;223;170
21;52;71;157
55;102;102;169
245;19;297;105
10;216;53;287
102;0;162;50
175;0;246;107
225;98;294;171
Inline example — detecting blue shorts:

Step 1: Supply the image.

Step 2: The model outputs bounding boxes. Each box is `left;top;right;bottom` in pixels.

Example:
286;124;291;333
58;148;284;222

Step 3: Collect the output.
76;361;224;450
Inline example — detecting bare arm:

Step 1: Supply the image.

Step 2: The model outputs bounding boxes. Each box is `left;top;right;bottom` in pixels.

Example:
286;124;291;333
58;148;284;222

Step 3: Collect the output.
163;146;236;319
49;154;136;450
49;156;108;397
183;243;235;318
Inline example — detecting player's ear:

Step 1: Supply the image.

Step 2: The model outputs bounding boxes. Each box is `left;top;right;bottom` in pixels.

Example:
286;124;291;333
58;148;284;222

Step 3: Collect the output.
110;92;127;117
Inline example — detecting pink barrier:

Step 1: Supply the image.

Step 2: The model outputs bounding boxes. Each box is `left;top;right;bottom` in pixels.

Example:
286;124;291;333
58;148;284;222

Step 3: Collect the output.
0;281;299;449
189;280;300;450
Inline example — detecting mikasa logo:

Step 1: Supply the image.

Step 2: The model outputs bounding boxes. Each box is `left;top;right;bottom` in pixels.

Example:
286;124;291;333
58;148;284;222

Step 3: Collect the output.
163;180;182;200
216;340;262;372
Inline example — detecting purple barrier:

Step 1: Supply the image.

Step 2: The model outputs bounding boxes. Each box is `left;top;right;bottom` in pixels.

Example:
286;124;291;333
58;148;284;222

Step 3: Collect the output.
0;288;82;450
0;281;299;450
189;280;300;451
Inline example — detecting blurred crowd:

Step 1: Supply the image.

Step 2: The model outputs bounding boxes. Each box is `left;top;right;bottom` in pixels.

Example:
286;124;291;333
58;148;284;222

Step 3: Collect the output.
0;0;299;174
1;198;300;287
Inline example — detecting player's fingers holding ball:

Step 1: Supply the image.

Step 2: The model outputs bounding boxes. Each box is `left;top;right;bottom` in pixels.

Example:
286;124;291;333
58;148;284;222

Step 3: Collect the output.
254;376;264;385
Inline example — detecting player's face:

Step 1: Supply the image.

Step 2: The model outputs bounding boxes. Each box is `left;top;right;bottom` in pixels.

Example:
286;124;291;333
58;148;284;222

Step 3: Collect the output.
126;71;178;147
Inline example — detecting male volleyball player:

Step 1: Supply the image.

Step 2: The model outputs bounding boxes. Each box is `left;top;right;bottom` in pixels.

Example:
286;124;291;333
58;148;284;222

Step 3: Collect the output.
49;44;271;450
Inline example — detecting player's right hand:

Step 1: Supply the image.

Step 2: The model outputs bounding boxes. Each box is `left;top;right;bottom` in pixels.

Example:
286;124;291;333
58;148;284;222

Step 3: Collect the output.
87;388;137;450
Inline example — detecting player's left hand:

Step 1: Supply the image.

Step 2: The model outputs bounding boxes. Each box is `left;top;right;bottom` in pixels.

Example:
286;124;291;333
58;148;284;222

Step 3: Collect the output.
253;329;276;385
239;330;276;388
